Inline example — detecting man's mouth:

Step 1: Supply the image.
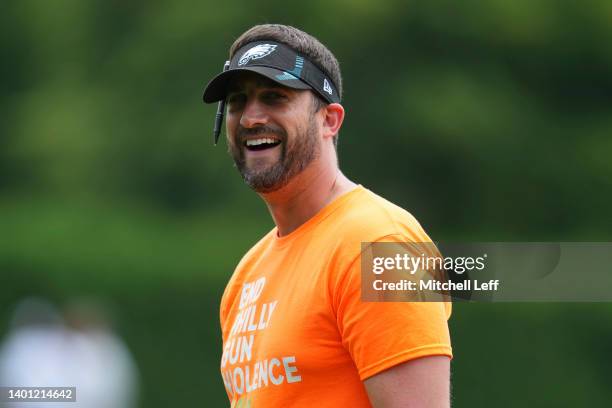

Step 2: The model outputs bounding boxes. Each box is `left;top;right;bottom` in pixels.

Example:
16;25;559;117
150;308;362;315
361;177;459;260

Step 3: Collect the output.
244;137;282;152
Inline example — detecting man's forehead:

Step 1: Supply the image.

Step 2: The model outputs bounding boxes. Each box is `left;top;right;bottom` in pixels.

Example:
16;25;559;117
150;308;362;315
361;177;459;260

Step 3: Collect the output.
227;71;291;93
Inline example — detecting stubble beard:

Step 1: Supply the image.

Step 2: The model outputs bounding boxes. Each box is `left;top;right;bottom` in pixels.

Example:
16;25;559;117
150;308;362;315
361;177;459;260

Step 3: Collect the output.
229;117;320;193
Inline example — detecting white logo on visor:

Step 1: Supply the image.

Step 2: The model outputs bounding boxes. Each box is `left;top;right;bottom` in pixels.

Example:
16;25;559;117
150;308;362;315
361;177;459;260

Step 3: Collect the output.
238;44;277;66
323;78;333;95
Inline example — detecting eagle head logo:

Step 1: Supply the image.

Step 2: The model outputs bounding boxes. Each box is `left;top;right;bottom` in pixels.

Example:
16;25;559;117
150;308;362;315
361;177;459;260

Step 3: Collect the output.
238;44;278;66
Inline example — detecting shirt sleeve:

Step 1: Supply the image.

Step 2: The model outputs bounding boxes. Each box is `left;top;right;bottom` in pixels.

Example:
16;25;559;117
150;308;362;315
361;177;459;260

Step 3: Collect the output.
333;234;453;380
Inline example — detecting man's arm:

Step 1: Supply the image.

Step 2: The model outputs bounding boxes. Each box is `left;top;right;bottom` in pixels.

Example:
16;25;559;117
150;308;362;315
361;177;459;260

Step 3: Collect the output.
364;355;451;408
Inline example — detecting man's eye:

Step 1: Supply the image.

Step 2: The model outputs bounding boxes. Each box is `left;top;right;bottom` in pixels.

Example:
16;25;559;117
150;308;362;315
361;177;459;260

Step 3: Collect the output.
262;92;285;102
227;94;246;108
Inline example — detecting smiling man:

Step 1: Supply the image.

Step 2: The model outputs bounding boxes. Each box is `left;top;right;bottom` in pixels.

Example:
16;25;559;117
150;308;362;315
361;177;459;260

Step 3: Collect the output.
203;24;452;407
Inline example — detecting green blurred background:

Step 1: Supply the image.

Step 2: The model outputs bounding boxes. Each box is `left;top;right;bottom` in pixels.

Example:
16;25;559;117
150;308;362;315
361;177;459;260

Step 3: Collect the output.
1;0;611;406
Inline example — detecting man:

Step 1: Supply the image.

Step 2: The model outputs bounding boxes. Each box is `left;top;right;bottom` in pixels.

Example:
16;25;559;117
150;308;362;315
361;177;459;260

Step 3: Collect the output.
203;24;452;407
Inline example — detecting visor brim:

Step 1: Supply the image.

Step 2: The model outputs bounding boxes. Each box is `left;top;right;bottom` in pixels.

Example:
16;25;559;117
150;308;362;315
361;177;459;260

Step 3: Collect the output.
202;66;312;104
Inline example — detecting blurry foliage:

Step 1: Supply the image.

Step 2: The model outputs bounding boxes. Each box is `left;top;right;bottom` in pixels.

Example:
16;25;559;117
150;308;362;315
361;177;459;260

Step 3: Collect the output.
1;0;611;406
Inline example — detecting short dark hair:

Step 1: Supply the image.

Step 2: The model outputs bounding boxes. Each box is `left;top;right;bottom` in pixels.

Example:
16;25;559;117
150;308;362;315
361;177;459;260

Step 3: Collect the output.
230;24;342;150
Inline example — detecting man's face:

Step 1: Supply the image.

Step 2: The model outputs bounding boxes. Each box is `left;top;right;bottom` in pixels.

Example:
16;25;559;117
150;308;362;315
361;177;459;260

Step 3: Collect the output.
225;72;321;193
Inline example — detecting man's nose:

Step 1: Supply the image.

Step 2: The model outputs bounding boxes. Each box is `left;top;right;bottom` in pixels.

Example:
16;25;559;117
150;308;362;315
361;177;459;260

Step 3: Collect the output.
240;98;269;128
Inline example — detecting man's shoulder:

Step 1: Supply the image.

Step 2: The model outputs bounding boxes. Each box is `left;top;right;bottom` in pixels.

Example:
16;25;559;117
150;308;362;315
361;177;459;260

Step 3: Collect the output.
234;227;277;268
330;186;431;243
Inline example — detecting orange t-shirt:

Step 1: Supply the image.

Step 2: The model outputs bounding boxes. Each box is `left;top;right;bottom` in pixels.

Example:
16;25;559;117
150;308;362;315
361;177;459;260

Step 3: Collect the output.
219;185;452;407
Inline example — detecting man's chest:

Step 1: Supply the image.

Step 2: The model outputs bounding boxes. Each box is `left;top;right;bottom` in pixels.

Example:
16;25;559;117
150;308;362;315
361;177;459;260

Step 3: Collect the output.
219;256;354;400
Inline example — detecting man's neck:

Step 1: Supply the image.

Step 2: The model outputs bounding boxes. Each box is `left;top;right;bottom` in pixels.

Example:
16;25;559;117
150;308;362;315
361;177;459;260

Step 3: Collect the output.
260;162;356;237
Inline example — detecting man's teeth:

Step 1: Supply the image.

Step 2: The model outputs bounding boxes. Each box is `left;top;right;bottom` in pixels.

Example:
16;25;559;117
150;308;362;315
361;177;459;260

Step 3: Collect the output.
245;138;279;146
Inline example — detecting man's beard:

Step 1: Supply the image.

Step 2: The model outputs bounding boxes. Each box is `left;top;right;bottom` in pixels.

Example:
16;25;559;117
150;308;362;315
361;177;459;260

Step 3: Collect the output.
228;117;320;193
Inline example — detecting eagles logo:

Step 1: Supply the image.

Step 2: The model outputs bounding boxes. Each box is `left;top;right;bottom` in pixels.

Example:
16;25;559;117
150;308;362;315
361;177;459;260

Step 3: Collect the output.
238;44;277;66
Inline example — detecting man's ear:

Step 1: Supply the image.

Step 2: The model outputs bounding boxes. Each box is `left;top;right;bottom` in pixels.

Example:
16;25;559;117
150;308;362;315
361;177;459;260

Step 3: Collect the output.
321;103;345;140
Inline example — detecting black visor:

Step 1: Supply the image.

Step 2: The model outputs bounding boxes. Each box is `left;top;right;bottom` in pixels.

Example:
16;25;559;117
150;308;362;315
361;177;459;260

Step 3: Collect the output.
202;41;341;104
